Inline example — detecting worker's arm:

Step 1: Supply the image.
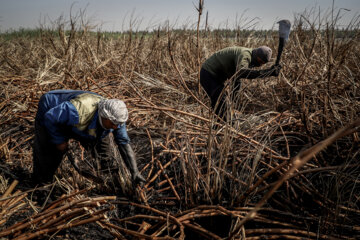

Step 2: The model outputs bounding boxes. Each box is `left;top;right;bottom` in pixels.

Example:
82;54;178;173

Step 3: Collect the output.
118;143;146;184
235;64;282;80
113;124;146;184
43;102;79;148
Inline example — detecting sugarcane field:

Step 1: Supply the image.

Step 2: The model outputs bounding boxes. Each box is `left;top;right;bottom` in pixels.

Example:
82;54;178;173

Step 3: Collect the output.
0;1;360;239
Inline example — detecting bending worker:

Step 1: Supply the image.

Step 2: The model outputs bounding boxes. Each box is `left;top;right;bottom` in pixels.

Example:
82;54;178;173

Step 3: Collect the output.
200;46;281;119
32;89;146;185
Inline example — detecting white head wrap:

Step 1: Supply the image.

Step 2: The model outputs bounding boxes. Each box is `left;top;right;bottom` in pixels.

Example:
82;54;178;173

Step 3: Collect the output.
98;99;128;125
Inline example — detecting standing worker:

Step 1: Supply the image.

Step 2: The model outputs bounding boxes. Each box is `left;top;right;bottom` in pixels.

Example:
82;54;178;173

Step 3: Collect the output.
32;89;146;185
200;46;282;119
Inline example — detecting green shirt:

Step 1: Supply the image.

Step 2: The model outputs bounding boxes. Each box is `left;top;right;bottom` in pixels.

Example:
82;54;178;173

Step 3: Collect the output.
202;46;252;82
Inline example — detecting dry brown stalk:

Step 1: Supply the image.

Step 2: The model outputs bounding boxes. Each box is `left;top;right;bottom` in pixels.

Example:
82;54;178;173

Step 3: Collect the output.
1;192;115;238
101;221;174;240
99;220;127;239
0;189;21;208
138;221;152;239
1;8;359;239
245;228;336;239
13;215;105;240
1;179;19;199
238;161;289;203
245;236;319;240
156;183;182;194
183;222;222;240
167;29;209;111
38;207;87;229
156;159;180;201
86;77;114;98
228;118;360;239
116;201;185;239
145;155;178;189
145;128;156;180
137;103;288;165
0;192;26;213
0;180;29;228
137;185;149;205
195;0;204;93
41;188;91;212
114;214;167;223
136;104;209;122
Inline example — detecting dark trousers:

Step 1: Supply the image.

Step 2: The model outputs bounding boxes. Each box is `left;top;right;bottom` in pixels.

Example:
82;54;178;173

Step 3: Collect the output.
32;120;115;184
200;68;241;120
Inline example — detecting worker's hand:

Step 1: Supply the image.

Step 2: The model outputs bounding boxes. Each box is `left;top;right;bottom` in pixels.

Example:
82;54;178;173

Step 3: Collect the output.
56;142;68;152
269;64;282;77
133;172;146;185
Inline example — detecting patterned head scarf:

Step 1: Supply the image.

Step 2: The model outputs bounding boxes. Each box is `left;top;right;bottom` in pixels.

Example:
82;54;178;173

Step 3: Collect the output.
98;99;128;125
252;46;272;63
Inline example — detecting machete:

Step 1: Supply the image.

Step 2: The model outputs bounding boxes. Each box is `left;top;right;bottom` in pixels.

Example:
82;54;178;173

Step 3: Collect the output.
275;19;291;65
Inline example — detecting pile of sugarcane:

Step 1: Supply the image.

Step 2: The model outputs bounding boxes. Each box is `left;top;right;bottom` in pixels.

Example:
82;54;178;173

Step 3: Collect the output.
0;187;115;239
0;180;27;227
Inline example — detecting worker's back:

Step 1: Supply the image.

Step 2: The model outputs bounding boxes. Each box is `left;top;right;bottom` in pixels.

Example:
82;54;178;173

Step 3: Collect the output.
202;46;252;82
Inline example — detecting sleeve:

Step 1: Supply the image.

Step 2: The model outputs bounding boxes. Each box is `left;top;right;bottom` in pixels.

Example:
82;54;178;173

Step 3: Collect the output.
113;123;131;145
236;54;251;70
43;102;79;145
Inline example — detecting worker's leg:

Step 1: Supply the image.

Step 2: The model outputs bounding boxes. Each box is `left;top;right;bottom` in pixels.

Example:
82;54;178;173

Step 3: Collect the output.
229;77;242;101
211;87;227;120
200;68;226;119
32;120;64;184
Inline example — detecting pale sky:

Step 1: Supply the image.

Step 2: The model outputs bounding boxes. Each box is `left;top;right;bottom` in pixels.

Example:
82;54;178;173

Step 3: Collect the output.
0;0;359;32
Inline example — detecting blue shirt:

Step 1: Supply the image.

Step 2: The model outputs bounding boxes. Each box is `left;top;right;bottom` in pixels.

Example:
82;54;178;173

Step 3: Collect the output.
36;90;130;145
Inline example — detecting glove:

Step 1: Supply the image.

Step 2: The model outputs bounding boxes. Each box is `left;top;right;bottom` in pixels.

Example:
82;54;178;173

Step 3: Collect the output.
133;172;146;185
268;64;282;77
236;64;282;80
